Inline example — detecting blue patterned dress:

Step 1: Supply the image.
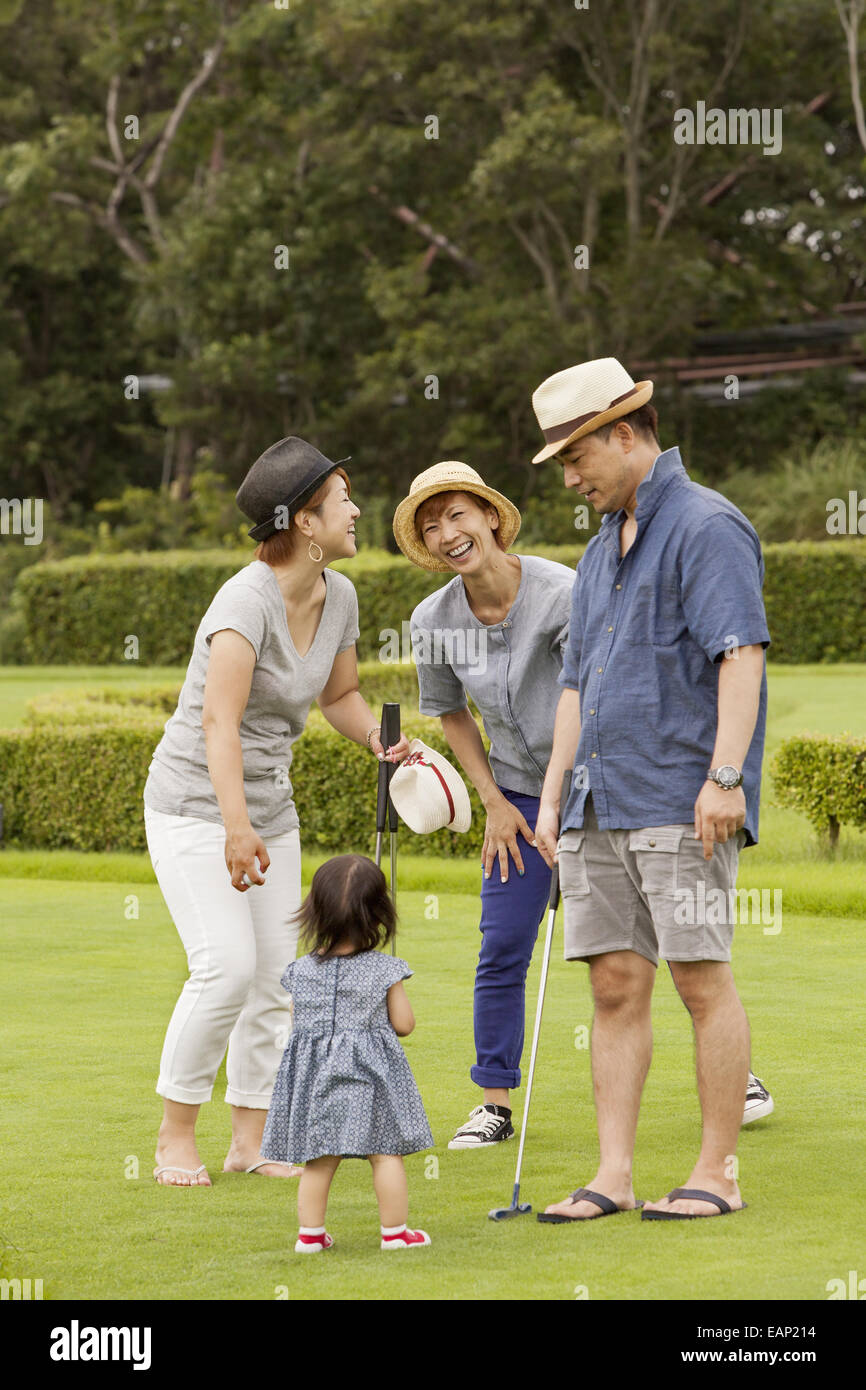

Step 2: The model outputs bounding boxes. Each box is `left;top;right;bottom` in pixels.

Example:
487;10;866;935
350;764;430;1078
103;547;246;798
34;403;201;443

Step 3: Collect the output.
260;950;434;1163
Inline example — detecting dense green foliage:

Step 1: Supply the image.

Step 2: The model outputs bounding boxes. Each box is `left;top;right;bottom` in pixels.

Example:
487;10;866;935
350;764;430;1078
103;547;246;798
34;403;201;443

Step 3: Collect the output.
771;732;866;844
2;0;865;531
0;681;487;854
760;540;866;662
3;539;865;666
4;657;866;854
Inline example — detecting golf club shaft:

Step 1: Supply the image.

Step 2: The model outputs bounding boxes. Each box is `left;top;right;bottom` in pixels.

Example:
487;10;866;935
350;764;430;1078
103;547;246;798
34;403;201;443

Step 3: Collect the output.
509;768;572;1196
379;703;400;951
375;703;400;835
390;832;397;955
510;896;557;1193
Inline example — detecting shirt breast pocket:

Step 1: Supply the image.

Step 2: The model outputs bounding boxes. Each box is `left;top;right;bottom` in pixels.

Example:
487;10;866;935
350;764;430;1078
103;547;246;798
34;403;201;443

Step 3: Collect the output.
633;575;684;648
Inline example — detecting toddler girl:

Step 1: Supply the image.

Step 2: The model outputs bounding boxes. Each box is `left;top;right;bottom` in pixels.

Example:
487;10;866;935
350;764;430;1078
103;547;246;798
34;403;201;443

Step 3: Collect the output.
261;853;434;1252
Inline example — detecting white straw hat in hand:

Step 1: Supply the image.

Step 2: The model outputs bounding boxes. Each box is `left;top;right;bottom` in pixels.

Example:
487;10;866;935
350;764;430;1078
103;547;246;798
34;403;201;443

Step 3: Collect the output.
388;739;472;834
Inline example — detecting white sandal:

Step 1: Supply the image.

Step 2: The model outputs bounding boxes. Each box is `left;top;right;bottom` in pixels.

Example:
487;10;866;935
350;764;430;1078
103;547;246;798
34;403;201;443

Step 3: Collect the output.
153;1164;209;1185
245;1160;303;1176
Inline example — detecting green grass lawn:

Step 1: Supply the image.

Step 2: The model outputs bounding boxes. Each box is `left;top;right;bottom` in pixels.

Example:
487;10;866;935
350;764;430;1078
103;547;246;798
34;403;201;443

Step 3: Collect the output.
0;662;863;1301
0;664;184;730
1;874;863;1301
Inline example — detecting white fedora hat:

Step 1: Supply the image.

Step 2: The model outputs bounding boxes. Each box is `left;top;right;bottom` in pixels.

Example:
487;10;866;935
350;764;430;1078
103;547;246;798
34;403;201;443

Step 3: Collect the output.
388;739;472;834
531;357;654;464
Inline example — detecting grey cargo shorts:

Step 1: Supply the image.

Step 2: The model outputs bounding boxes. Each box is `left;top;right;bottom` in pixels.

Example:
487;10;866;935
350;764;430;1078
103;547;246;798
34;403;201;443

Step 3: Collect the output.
557;794;746;967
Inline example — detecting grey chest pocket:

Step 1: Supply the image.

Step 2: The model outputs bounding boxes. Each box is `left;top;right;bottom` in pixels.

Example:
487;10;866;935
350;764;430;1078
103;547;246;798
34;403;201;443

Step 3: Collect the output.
628;826;687;896
557;828;590;897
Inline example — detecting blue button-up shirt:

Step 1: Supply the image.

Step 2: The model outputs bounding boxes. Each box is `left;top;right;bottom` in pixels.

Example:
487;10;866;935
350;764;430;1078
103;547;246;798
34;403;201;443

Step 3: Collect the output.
559;447;771;845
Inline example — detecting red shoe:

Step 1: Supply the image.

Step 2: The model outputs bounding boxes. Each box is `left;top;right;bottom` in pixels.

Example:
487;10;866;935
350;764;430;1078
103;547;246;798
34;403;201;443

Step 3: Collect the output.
294;1231;334;1254
380;1227;431;1250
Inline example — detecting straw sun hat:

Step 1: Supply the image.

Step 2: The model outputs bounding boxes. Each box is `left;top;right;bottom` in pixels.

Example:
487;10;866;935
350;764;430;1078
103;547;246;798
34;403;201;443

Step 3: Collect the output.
388;739;472;834
531;357;654;464
392;461;521;572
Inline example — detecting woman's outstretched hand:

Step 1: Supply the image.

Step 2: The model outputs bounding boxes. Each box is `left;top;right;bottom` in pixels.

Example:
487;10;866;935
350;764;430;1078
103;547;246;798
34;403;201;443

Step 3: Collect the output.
225;823;271;892
370;732;411;764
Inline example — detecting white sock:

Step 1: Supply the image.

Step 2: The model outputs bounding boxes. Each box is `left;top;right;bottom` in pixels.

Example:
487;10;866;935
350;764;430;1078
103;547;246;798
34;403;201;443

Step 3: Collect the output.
299;1225;326;1237
381;1223;408;1236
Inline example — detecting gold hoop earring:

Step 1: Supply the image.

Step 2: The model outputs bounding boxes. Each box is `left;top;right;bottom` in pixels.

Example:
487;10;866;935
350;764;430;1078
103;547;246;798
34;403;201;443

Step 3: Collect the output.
308;540;324;563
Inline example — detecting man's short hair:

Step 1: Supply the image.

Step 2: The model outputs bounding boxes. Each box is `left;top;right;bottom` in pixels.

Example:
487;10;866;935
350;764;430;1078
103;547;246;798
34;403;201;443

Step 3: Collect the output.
593;402;660;445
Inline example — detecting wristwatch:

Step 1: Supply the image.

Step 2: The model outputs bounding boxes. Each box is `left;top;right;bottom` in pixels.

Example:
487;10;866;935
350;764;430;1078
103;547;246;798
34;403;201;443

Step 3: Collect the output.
707;765;744;790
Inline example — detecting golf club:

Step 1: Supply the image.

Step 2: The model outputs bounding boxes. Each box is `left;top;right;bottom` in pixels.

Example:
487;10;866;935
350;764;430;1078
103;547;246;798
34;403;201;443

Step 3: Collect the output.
489;768;572;1221
374;702;401;955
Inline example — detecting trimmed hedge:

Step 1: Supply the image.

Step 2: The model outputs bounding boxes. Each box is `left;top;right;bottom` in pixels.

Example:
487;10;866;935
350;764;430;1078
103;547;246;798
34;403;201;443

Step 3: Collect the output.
761;541;866;664
0;687;487;857
771;733;866;847
2;546;580;666
4;539;866;667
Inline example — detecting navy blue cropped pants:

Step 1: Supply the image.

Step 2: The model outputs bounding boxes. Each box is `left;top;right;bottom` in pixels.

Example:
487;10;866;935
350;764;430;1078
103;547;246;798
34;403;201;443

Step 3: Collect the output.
470;788;553;1091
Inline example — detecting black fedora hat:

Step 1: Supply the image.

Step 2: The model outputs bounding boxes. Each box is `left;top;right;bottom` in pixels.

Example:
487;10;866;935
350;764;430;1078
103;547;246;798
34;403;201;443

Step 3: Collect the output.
236;436;351;541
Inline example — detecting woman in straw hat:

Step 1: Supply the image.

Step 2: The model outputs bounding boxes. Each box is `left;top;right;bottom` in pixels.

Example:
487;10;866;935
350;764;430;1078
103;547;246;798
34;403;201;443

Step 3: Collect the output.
393;463;575;1149
143;437;409;1186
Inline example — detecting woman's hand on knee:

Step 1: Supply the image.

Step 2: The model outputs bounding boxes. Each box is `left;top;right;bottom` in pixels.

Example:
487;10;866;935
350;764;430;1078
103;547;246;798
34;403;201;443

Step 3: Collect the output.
224;824;270;891
482;800;535;882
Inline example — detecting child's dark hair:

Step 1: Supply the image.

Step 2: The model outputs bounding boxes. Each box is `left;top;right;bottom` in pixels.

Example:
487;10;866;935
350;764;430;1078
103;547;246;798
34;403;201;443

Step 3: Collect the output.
296;854;396;958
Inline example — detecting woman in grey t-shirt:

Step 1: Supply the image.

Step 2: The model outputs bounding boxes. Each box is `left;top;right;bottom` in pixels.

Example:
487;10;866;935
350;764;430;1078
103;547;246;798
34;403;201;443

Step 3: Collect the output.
143;437;408;1187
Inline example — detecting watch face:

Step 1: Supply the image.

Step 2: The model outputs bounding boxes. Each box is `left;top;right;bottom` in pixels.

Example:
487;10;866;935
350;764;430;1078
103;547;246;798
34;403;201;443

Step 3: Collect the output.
717;765;740;788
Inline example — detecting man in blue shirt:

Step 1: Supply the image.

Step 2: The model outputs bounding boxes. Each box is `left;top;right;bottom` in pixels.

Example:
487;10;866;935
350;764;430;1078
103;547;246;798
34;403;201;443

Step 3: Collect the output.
532;358;771;1222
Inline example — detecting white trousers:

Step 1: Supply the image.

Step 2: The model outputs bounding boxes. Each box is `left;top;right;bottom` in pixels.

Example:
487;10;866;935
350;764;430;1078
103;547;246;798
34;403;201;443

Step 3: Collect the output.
144;805;301;1109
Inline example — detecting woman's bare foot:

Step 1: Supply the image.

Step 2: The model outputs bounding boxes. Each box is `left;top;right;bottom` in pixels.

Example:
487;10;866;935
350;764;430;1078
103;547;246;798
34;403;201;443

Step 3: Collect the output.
153;1100;211;1185
225;1105;302;1176
153;1139;211;1186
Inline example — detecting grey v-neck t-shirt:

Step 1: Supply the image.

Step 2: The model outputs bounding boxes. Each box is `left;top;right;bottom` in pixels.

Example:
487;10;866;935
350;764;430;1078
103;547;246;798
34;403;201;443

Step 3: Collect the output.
143;560;360;837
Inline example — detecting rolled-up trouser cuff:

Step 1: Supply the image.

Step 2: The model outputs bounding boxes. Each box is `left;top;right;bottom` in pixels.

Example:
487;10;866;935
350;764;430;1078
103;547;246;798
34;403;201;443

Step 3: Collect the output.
156;1079;213;1105
223;1087;273;1110
470;1063;521;1090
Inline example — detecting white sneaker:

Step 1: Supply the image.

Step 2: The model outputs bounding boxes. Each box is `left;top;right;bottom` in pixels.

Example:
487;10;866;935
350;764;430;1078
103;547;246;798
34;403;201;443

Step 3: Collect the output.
381;1228;431;1250
742;1072;774;1124
294;1231;334;1253
447;1104;514;1149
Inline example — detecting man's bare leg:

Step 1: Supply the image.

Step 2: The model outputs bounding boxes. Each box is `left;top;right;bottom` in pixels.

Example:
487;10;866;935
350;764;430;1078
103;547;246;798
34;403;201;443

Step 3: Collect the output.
544;949;655;1218
643;959;748;1216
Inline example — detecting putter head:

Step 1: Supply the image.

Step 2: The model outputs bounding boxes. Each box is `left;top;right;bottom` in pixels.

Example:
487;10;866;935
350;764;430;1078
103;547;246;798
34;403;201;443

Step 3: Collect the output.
488;1202;532;1221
